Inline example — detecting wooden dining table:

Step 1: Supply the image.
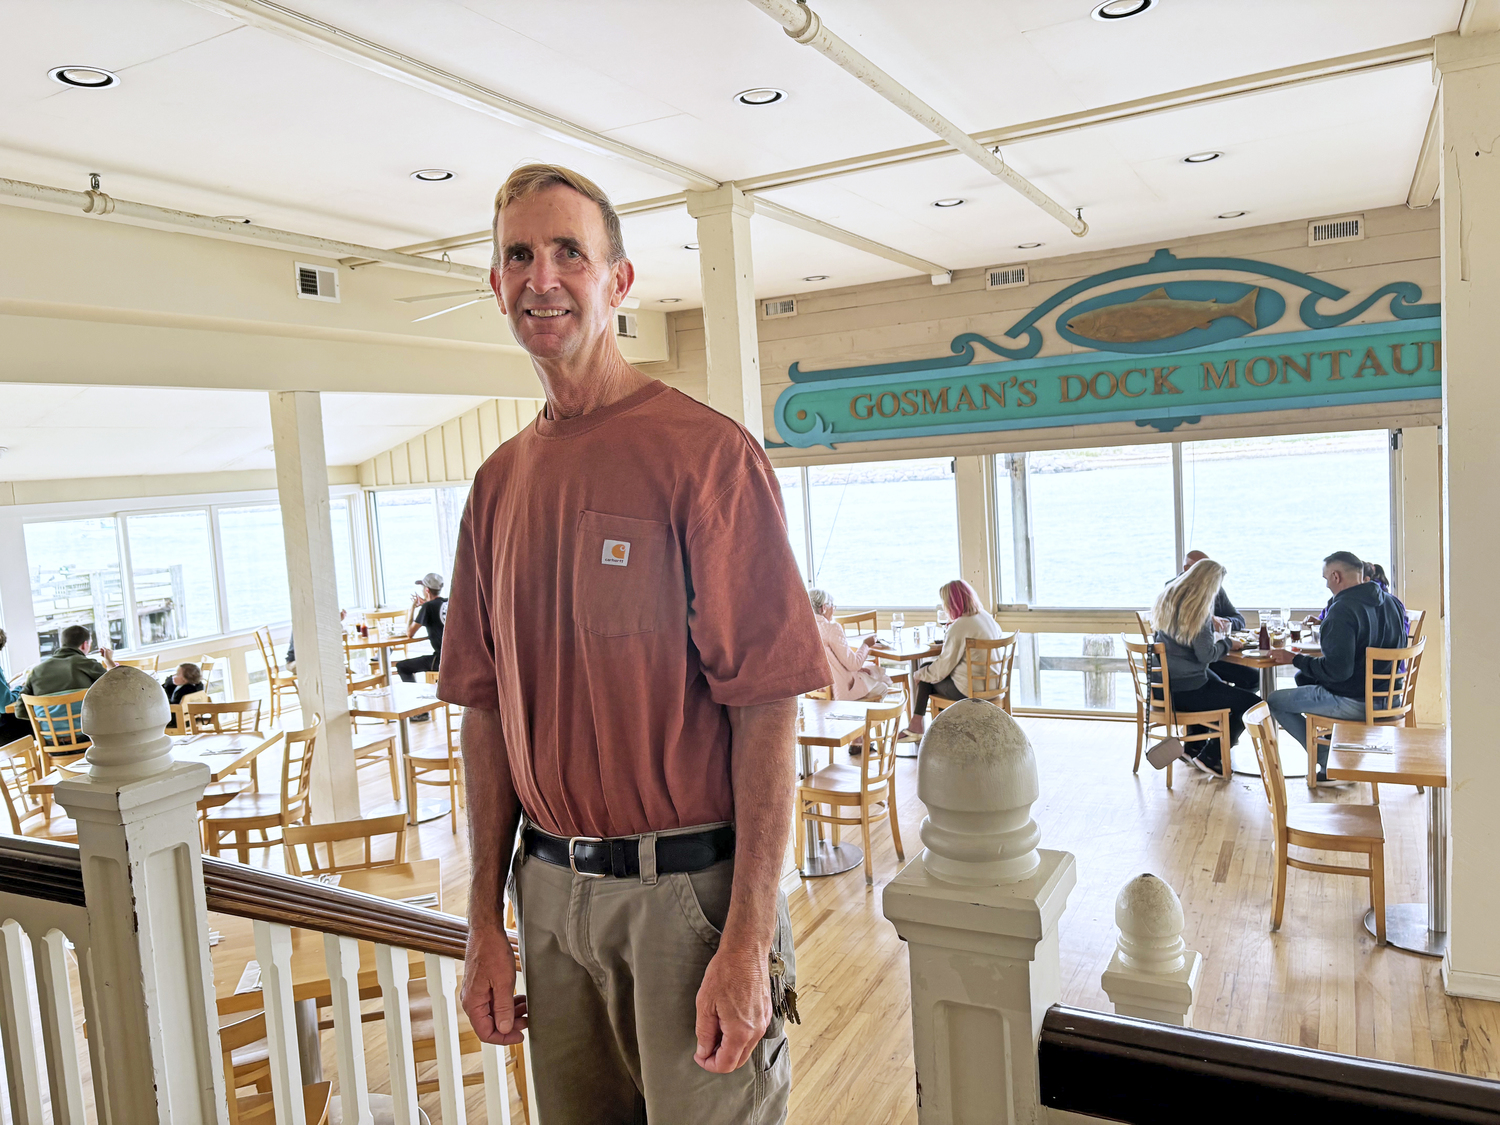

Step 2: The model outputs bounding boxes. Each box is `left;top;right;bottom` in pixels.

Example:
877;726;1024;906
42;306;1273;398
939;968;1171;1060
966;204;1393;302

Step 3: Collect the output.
869;628;942;758
794;695;903;877
211;857;443;1082
348;681;449;825
345;633;414;678
28;729;283;796
1327;722;1448;957
1219;640;1320;776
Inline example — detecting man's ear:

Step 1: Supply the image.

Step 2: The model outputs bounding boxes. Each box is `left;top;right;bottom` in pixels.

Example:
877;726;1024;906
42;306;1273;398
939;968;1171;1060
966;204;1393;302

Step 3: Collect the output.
489;266;506;315
610;258;636;309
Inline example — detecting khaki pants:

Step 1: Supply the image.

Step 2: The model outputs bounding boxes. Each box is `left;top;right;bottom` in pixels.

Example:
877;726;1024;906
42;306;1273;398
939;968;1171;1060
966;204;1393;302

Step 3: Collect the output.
511;829;793;1124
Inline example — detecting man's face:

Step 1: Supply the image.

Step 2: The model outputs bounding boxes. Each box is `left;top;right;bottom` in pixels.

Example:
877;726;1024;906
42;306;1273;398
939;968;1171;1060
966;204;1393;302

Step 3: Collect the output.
490;184;632;364
1323;564;1349;594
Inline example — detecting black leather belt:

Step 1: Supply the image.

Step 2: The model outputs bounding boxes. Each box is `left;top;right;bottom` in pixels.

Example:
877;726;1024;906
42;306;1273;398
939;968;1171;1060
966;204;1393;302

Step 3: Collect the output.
523;825;735;879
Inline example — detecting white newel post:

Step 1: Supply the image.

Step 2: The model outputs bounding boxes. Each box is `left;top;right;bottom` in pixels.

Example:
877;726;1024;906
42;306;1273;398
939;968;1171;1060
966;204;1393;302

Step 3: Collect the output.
881;699;1077;1125
1099;874;1201;1026
52;666;227;1125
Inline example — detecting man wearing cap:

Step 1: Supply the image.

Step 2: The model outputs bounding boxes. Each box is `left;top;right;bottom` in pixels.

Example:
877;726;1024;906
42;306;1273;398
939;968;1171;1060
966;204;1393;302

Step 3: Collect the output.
395;573;447;684
439;163;828;1124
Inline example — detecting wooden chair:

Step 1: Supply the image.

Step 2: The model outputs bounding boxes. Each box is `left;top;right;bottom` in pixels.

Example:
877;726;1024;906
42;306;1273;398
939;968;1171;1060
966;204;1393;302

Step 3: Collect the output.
0;737;77;842
795;703;904;886
364;609;411;661
203;717;318;863
115;654;159;673
1133;611;1153;644
282;812;407;876
182;698;264;821
219;1011;331;1125
1122;638;1232;784
347;673;402;801
169;688;210;734
19;689;92;767
929;635;1017;718
1302;638;1427;794
406;672;465;832
1406;609;1427;644
1245;703;1385;944
252;626;298;724
833;609;878;636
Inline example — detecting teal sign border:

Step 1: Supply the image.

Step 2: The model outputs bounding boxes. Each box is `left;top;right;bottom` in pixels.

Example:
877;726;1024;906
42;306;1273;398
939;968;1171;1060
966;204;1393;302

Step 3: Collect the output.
773;318;1440;448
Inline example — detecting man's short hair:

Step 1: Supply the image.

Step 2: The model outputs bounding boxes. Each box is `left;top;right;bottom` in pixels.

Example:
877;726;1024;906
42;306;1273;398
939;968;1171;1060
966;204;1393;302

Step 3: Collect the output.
179;662;203;685
1324;550;1365;576
60;625;92;650
492;163;626;270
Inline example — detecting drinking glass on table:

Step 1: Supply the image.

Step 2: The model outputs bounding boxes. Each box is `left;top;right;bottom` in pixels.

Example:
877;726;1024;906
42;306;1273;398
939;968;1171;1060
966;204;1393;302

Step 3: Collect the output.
891;611;904;643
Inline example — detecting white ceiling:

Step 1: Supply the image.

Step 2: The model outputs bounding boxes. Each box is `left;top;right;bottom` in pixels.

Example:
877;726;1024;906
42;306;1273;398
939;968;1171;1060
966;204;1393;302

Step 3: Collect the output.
0;385;490;481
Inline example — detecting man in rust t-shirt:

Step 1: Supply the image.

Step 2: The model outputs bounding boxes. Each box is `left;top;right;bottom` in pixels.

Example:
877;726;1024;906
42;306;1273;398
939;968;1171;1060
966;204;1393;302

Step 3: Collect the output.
441;163;827;1125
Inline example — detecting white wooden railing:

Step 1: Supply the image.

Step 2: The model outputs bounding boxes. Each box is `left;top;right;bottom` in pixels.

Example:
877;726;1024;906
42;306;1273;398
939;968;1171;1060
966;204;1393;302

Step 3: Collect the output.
0;666;530;1125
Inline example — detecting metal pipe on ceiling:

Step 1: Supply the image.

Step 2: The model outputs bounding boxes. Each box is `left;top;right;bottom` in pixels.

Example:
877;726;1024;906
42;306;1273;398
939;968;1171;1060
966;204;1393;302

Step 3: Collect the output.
0;177;489;281
743;0;1088;237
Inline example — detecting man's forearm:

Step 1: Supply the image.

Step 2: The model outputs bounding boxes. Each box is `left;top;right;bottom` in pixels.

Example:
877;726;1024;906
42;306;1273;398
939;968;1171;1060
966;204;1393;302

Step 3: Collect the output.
461;706;523;932
722;697;798;955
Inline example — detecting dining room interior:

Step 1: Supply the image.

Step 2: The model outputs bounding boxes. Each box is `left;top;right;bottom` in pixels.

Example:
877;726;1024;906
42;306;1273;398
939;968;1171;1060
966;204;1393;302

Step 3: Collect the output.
4;0;1500;1122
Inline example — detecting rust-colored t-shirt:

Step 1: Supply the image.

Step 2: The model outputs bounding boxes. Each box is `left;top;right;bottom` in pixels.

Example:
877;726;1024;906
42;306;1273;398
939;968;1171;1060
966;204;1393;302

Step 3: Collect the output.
437;380;826;839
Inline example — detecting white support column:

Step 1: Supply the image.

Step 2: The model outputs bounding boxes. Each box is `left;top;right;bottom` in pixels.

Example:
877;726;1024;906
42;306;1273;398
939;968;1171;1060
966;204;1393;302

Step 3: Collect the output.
881;699;1077;1124
684;185;763;441
269;390;359;820
1437;28;1500;1000
53;666;226;1124
1099;874;1201;1027
954;456;997;610
1399;426;1445;725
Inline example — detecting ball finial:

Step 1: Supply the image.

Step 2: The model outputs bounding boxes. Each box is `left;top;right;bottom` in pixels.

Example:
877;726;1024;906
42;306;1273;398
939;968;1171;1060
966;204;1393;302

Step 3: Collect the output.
79;666;174;780
1114;873;1187;973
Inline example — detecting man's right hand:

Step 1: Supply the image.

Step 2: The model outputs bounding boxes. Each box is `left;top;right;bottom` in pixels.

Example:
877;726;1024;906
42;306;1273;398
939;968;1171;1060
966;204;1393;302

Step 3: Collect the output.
461;923;528;1046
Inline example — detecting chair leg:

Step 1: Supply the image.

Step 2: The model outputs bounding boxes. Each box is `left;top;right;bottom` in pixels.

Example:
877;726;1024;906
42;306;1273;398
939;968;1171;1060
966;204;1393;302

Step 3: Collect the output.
1133;707;1145;774
887;783;905;862
860;806;873;887
1165;758;1172;790
794;797;806;869
1305;716;1319;789
236;830;250;866
449;772;460;834
1370;841;1386;945
1271;837;1288;931
1371;781;1380;805
388;746;401;801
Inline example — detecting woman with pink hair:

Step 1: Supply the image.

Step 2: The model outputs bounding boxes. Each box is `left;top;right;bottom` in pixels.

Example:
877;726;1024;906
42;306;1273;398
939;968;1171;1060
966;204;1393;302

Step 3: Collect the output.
906;579;1004;737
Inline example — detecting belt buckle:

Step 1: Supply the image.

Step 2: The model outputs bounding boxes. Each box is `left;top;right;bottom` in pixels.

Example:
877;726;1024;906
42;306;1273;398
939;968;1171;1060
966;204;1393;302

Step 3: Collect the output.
567;836;607;879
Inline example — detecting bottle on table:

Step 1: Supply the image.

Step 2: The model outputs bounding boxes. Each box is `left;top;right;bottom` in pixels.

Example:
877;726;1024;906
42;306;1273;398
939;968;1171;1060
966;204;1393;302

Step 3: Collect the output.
1258;619;1271;651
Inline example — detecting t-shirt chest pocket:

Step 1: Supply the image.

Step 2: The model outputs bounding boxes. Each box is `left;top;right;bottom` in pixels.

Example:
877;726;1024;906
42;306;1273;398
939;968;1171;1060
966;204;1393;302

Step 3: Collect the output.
573;510;673;637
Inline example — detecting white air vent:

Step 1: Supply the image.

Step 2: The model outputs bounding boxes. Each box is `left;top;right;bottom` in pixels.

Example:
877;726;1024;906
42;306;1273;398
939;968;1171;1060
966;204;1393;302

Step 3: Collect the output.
294;262;339;302
986;264;1029;290
615;312;638;338
1308;215;1364;246
762;297;797;320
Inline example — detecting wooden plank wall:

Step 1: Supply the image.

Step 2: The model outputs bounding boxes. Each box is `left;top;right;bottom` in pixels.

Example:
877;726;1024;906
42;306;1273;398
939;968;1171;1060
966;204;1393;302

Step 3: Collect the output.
639;204;1442;465
356;398;545;487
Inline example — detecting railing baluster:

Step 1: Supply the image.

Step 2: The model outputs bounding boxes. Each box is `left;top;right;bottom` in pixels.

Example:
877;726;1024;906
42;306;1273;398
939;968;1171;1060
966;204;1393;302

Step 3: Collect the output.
0;920;44;1125
324;933;373;1125
376;943;420;1125
423;953;467;1124
32;929;85;1125
254;919;307;1125
481;1043;511;1125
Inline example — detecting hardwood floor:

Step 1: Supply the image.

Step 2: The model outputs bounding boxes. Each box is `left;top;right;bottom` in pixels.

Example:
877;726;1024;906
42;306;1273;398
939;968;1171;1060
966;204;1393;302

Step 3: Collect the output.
135;705;1500;1124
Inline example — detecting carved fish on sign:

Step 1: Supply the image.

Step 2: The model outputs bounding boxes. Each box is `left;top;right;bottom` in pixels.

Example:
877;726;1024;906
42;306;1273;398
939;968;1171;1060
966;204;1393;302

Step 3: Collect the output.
1065;287;1260;344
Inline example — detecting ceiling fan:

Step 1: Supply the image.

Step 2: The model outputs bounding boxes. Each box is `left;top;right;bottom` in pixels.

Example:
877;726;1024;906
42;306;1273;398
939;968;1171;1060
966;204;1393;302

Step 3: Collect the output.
395;288;491;322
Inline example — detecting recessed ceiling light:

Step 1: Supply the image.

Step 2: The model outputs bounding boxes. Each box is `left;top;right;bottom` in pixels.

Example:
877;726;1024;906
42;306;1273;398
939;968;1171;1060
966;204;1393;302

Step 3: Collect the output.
1091;0;1156;20
803;275;829;282
734;87;787;106
1017;242;1043;249
932;198;966;208
683;243;699;250
48;66;120;89
411;169;454;182
659;298;682;304
1217;210;1248;219
1182;151;1223;164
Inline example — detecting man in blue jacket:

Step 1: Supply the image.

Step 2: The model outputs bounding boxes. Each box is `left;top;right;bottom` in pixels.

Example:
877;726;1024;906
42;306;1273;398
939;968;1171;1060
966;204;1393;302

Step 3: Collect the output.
1266;551;1406;782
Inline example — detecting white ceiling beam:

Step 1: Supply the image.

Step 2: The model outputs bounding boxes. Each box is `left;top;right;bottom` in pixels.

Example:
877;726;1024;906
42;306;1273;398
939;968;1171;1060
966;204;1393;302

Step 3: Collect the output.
751;197;951;282
1459;0;1500;34
736;38;1436;194
179;0;720;191
1407;93;1441;209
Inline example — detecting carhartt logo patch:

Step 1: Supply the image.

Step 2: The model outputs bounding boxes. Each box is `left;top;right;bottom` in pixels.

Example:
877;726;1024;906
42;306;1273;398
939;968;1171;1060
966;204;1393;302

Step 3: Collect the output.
602;540;630;566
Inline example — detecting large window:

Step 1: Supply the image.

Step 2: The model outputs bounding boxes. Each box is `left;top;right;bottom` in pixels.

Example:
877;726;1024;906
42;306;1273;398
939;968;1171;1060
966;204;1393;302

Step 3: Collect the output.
24;518;125;654
806;457;959;606
218;504;292;631
1181;432;1393;609
330;497;358;610
775;468;808;579
124;510;218;643
373;490;441;604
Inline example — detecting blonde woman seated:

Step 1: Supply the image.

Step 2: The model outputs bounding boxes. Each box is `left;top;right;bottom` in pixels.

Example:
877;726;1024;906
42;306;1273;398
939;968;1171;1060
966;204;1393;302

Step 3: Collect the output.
809;588;894;700
906;579;1003;737
1152;557;1260;776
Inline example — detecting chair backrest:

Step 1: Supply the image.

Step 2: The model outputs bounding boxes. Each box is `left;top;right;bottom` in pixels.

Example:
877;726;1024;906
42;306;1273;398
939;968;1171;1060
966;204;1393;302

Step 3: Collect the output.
834;610;878;636
282;812;408;876
280;716;320;825
185;698;263;734
1365;637;1426;725
1244;702;1288;833
859;704;904;792
350;671;387;693
252;627;279;677
424;671;463;763
1121;638;1172;726
366;609;407;638
20;689;92;754
1133;611;1153;644
171;689;210;732
0;737;45;834
963;635;1017;709
116;654;159;673
1405;609;1427;644
218;1010;267;1125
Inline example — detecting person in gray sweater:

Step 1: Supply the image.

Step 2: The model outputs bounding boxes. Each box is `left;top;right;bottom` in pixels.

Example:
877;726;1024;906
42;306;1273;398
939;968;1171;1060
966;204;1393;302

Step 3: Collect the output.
1152;559;1260;776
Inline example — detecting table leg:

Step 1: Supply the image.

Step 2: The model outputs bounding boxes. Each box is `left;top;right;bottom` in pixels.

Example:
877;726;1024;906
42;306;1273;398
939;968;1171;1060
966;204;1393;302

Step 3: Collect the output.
294;997;323;1083
896;658;922;759
1364;782;1449;957
399;717;451;826
796;739;863;878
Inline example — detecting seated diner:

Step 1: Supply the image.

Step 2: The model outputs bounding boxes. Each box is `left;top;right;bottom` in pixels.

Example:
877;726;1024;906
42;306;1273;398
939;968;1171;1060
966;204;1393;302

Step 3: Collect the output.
1152;558;1260;776
906;579;1003;737
809;587;892;701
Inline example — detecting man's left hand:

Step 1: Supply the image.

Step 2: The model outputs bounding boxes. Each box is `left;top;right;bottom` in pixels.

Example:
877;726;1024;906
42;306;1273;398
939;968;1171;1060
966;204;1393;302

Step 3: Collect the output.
1269;647;1297;665
694;940;771;1073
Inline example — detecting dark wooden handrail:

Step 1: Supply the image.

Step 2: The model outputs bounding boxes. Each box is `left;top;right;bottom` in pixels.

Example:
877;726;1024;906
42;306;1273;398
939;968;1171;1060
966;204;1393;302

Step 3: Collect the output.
1040;1005;1500;1123
0;836;513;962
